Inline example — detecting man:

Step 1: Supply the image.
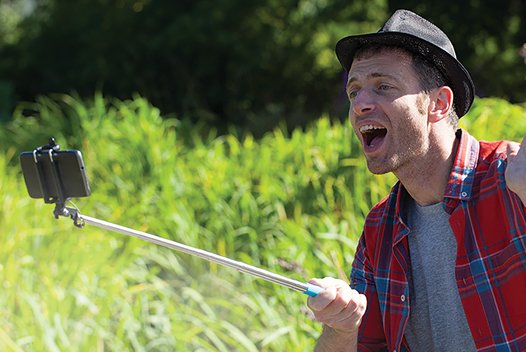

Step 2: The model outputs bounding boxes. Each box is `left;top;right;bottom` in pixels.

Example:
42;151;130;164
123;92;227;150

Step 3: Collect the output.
307;9;526;352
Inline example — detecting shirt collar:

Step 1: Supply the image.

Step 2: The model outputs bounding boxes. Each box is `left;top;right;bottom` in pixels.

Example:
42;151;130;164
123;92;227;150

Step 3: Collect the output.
391;129;480;225
443;129;480;201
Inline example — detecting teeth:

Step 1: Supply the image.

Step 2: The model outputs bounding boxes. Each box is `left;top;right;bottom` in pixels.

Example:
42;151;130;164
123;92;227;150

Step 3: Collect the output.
359;125;385;133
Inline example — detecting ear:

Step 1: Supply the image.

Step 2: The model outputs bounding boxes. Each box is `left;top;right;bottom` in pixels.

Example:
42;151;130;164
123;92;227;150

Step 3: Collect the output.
428;86;453;123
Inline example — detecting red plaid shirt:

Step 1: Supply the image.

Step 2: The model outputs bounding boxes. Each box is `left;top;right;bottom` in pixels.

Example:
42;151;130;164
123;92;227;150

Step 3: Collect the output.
351;129;526;352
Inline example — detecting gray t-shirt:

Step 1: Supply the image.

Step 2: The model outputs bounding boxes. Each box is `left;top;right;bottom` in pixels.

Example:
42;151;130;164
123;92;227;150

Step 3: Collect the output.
404;199;477;352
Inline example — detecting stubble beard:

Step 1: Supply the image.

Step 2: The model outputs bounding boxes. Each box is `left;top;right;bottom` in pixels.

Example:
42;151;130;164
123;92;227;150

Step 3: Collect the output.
365;155;399;175
365;138;427;176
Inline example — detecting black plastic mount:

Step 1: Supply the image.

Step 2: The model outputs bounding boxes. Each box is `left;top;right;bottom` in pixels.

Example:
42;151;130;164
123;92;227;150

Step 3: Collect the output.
32;137;84;227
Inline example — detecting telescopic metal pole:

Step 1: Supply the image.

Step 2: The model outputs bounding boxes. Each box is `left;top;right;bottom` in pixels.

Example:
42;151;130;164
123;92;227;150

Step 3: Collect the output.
68;210;323;297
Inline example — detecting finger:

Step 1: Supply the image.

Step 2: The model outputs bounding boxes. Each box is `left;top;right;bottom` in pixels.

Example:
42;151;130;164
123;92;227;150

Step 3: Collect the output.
307;278;350;312
309;284;363;323
507;141;520;157
507;141;520;163
329;293;367;329
331;291;366;323
316;289;367;332
307;285;337;311
321;285;359;320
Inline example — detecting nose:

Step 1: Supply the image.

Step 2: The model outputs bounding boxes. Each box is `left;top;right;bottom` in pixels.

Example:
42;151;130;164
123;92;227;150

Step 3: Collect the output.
351;89;375;117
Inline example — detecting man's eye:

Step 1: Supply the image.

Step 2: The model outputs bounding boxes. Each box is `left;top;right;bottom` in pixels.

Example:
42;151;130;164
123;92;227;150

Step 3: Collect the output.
378;84;392;90
348;90;358;100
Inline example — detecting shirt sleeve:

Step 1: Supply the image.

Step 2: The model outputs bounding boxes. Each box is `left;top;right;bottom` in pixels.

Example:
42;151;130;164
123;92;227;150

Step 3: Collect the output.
350;232;388;352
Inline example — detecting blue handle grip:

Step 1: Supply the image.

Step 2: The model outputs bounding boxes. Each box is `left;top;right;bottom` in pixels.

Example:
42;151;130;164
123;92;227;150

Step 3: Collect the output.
303;283;324;297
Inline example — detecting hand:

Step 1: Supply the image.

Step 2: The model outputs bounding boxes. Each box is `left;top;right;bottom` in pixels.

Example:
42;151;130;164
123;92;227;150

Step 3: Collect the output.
506;136;526;204
307;277;367;333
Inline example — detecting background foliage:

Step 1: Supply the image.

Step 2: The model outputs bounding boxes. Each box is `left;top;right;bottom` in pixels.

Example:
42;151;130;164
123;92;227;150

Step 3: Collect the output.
0;1;525;350
388;0;526;102
0;0;524;133
0;95;525;351
0;0;386;131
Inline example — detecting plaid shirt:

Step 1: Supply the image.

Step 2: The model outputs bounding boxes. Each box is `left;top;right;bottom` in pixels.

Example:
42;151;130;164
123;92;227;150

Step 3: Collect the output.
351;129;526;352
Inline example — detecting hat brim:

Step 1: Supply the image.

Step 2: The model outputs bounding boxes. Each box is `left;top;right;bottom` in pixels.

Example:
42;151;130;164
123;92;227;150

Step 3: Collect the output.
335;32;475;117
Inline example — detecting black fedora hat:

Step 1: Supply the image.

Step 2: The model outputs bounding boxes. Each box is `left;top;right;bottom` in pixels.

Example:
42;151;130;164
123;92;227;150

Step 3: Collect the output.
335;9;475;118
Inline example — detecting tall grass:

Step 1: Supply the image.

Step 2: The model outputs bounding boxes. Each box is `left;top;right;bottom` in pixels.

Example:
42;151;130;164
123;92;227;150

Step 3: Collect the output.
0;94;524;351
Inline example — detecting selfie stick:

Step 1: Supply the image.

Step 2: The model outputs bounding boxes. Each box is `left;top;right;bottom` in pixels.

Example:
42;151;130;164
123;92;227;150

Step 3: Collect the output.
61;209;323;297
27;138;323;297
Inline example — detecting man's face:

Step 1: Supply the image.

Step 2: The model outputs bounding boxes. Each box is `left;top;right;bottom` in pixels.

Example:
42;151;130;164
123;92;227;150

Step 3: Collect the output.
347;49;430;175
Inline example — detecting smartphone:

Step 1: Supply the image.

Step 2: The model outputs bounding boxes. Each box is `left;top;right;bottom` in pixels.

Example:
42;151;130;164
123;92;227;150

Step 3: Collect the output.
20;149;91;201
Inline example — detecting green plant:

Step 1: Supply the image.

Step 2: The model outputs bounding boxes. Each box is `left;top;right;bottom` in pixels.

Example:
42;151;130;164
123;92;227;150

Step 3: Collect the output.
1;94;524;351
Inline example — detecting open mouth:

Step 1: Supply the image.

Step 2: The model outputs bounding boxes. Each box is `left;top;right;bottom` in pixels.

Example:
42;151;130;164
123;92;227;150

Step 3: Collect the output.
359;125;387;148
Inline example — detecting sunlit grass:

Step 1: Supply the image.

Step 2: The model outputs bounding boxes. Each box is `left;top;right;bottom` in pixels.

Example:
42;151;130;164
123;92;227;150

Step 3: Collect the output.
1;94;524;350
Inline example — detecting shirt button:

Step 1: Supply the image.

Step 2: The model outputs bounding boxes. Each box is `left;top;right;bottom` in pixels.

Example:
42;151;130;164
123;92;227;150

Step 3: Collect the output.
461;191;468;197
400;295;406;302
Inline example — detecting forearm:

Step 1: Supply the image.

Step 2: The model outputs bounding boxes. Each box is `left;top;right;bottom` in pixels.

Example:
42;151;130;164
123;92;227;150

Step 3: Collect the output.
314;324;359;352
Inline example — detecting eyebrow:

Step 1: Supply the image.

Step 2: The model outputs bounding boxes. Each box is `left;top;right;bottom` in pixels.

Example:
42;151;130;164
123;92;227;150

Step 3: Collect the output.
346;72;399;91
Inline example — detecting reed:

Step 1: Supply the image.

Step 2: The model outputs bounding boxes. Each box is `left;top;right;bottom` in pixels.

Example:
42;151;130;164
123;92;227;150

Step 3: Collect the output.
1;94;524;351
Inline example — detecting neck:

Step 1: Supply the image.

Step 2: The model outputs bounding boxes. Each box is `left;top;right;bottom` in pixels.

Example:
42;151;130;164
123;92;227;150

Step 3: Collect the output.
395;130;459;206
